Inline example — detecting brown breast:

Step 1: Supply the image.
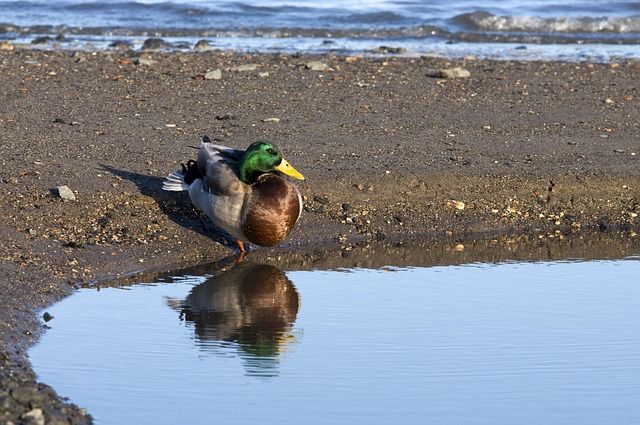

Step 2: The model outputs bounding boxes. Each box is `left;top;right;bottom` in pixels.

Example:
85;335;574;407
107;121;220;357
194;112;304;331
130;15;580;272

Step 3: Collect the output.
243;173;301;247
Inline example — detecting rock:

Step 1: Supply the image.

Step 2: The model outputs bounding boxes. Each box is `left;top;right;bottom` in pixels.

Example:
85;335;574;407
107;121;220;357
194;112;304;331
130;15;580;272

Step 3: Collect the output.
136;58;157;66
435;67;471;78
0;393;25;415
230;64;258;71
204;69;222;80
10;387;44;406
31;36;53;45
306;61;328;71
314;195;329;204
109;40;134;51
37;385;57;399
71;52;87;63
141;37;169;51
372;46;406;54
21;408;45;425
0;40;14;51
0;23;20;33
445;200;466;210
55;185;76;201
194;40;211;51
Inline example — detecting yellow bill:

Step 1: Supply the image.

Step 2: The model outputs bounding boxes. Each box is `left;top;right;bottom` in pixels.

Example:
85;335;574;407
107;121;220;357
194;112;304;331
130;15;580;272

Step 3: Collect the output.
276;158;305;180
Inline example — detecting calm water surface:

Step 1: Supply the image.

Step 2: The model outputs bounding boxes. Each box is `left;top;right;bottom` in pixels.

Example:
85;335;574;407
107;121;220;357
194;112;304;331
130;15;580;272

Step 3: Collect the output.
30;238;640;424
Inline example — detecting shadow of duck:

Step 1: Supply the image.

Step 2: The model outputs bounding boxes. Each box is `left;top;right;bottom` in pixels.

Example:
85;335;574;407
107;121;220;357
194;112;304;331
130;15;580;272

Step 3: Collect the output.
100;164;239;250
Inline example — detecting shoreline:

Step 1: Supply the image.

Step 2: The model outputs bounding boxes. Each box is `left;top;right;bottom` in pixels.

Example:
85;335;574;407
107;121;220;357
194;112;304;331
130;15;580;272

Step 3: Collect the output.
1;48;639;423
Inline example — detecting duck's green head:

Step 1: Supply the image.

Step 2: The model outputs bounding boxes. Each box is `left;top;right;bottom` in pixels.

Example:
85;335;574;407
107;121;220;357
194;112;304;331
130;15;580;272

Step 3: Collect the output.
240;141;305;184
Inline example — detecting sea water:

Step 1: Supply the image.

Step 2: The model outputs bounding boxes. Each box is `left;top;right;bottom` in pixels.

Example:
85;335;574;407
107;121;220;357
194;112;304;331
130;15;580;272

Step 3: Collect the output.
30;243;640;424
1;0;639;60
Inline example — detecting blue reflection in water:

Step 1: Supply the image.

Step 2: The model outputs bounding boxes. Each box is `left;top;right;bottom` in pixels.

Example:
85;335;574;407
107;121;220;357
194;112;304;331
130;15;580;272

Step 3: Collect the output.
30;258;640;425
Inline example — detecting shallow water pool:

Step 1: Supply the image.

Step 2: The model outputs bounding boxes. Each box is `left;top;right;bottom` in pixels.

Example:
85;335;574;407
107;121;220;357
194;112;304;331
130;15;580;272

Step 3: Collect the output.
30;237;640;424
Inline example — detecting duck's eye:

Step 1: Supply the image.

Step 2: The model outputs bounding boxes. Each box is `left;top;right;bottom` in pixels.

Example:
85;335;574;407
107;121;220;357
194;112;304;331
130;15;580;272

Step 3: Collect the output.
266;148;276;155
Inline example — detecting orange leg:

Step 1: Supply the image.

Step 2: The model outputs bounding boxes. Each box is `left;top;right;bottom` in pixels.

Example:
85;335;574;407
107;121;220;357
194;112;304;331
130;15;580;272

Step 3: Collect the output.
237;239;246;252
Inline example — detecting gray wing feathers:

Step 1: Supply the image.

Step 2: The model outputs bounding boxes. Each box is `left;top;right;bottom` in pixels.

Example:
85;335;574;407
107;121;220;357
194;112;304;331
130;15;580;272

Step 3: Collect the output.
198;142;246;196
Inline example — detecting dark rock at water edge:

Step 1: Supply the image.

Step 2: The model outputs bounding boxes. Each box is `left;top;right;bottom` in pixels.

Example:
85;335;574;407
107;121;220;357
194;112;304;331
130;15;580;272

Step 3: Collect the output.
194;40;212;51
142;38;171;51
109;40;134;51
0;24;20;34
31;36;53;45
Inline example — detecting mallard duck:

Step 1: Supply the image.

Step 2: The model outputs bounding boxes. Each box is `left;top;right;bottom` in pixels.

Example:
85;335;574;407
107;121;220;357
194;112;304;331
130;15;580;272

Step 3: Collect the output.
163;136;305;252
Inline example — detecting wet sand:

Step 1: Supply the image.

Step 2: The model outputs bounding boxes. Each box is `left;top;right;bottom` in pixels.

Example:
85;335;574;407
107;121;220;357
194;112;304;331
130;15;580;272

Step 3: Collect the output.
0;48;639;423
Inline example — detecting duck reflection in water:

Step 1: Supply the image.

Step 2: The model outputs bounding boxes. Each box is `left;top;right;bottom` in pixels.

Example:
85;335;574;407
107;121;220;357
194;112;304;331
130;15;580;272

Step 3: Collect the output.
169;260;300;377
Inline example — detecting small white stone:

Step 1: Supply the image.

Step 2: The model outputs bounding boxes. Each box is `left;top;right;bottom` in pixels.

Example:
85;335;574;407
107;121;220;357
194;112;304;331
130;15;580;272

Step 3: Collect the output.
56;185;76;201
435;67;471;78
306;61;329;71
204;69;222;80
21;408;45;425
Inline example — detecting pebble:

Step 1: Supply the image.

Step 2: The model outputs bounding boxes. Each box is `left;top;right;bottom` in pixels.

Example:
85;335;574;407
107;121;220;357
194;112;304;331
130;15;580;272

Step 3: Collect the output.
204;69;222;80
55;185;76;201
446;200;465;210
109;40;134;51
230;64;258;71
314;194;329;204
435;67;471;78
194;40;211;51
21;408;45;425
306;61;329;71
141;38;169;51
136;58;157;66
261;117;280;123
10;387;43;406
373;46;406;54
0;40;14;51
31;36;53;45
0;393;24;415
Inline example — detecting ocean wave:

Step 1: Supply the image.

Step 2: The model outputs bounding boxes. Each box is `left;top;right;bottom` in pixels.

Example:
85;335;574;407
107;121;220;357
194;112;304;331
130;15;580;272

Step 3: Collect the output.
454;11;640;34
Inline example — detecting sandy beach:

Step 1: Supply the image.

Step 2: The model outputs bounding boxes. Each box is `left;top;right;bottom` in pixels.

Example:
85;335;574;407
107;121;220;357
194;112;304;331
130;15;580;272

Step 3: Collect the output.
1;47;639;423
